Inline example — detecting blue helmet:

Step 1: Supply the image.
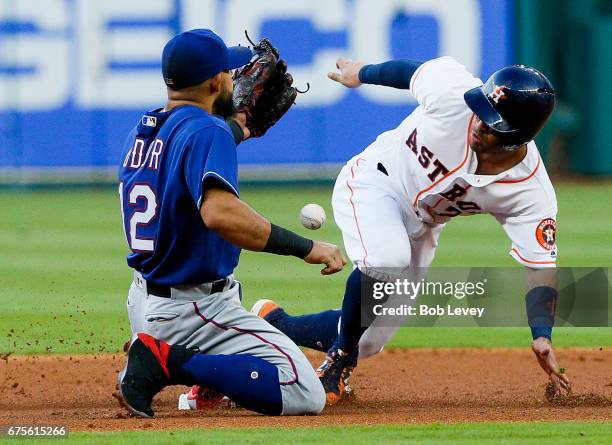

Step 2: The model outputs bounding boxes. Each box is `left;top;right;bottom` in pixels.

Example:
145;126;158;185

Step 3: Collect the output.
464;65;555;149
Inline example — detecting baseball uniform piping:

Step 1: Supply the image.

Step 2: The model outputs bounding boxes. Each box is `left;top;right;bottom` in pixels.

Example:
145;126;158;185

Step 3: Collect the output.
191;302;299;385
496;153;541;184
347;157;369;266
510;247;556;265
412;113;475;208
431;196;445;209
197;171;239;208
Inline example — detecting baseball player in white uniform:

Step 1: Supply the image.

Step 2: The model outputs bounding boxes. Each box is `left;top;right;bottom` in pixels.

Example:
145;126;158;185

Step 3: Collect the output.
253;56;570;406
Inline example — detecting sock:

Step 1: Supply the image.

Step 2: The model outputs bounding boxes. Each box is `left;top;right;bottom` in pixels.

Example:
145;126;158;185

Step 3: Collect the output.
330;268;369;357
266;308;341;352
180;354;283;415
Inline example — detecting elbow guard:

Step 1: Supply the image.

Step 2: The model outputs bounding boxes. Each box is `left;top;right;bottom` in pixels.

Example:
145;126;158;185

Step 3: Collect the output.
525;286;557;341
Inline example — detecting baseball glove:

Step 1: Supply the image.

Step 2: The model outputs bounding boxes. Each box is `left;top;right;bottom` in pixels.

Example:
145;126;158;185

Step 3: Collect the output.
232;34;305;137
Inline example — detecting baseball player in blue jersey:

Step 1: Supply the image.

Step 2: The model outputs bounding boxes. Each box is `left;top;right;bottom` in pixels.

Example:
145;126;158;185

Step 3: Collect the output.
253;57;571;405
117;29;346;418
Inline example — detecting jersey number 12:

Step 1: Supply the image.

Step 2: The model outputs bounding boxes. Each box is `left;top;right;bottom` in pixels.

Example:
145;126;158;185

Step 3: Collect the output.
119;182;157;252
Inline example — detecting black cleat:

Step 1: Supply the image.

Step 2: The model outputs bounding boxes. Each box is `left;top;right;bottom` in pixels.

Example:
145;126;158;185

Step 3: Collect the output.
118;333;194;418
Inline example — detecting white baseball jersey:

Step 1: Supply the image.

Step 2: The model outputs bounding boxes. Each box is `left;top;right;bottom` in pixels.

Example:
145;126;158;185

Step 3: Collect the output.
342;57;558;269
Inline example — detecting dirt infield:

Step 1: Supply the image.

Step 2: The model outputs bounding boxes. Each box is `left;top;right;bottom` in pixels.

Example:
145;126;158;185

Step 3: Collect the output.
1;348;611;432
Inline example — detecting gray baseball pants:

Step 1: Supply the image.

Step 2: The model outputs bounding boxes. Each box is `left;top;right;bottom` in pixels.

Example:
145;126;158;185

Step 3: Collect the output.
126;271;325;415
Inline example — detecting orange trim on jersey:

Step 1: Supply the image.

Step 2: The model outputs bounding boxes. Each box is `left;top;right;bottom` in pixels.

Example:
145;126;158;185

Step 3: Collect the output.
412;113;475;209
347;158;369;266
431;196;444;209
510;248;556;265
496;153;541;184
425;205;440;224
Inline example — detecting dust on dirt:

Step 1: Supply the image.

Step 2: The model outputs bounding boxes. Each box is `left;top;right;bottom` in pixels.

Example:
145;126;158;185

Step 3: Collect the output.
1;348;611;432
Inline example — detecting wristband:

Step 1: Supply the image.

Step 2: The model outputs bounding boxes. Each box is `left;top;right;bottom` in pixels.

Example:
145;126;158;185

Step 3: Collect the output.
226;118;245;145
263;224;313;259
525;286;557;341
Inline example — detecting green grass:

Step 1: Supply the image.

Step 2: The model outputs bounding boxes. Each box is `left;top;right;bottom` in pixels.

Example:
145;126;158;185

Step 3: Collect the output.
6;422;611;445
0;183;610;354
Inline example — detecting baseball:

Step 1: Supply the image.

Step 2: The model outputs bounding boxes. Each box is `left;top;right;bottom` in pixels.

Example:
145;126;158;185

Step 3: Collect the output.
300;203;326;230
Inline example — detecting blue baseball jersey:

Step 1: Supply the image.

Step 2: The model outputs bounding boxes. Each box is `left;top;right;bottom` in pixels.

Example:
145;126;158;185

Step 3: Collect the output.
118;105;240;285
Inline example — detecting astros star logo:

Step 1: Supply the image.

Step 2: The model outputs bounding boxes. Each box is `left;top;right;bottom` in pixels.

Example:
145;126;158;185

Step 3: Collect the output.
543;227;555;244
536;218;557;251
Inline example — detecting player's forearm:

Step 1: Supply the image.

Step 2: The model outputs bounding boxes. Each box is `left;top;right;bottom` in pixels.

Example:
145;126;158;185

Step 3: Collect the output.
201;188;313;257
525;268;558;341
201;188;272;250
358;59;423;89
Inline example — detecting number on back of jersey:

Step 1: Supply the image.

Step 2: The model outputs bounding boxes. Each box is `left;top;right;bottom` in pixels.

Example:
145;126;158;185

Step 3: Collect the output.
119;182;158;252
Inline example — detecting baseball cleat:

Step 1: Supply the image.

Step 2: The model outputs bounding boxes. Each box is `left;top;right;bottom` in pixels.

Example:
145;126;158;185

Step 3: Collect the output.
251;299;282;320
178;385;225;411
316;349;356;406
118;332;194;418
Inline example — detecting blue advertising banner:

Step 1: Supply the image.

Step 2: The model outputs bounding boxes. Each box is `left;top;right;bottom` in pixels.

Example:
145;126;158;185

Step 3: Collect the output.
0;0;512;176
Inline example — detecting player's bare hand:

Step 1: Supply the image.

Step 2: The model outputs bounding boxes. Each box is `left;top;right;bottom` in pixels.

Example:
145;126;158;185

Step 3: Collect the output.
327;58;366;88
304;241;347;275
532;337;571;395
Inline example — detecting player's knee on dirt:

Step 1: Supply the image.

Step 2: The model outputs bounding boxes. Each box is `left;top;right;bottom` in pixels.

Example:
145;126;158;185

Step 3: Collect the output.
279;366;325;415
